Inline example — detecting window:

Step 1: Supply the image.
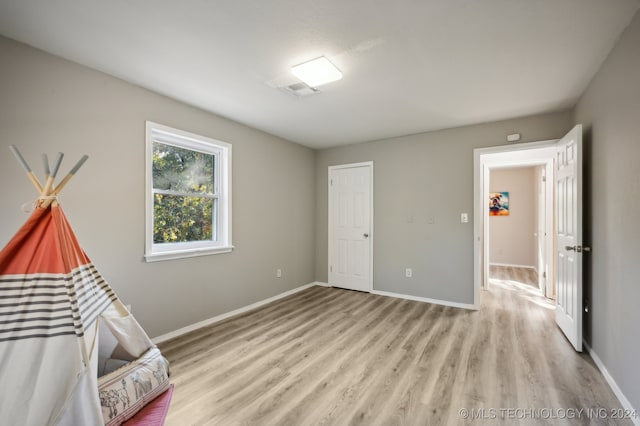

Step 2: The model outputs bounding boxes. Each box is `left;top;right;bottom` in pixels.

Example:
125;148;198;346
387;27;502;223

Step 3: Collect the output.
145;121;232;261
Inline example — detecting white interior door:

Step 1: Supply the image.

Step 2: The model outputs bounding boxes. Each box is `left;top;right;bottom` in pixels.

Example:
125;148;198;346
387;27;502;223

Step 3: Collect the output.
555;124;583;352
328;163;372;292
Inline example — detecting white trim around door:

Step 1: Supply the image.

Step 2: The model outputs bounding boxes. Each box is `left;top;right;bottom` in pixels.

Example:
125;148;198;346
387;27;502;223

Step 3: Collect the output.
474;126;586;353
473;139;558;308
328;162;374;292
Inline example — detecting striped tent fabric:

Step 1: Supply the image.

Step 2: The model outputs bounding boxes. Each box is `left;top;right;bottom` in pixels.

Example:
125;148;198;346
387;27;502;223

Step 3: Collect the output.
0;207;117;342
0;205;155;425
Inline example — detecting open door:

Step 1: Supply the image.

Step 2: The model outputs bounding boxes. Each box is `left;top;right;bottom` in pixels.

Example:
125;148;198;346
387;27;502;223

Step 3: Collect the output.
555;124;584;352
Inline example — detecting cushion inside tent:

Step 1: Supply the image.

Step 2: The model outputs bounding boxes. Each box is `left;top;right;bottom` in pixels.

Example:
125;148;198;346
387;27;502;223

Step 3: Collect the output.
98;345;170;426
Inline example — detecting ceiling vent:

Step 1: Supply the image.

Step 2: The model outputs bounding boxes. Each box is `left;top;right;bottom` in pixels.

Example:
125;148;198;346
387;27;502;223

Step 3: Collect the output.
282;82;319;97
267;75;320;97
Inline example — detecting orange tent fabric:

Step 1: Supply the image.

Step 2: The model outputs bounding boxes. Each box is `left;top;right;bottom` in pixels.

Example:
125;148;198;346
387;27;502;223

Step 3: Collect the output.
0;206;91;275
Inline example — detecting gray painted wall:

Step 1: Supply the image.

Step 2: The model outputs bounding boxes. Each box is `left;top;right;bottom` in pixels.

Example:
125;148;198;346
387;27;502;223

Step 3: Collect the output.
3;15;638;411
489;167;536;268
315;112;572;304
573;11;640;412
0;36;317;338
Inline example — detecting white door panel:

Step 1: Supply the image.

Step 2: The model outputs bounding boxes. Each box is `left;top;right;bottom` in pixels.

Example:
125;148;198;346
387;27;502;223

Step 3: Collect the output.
555;125;583;352
329;164;372;292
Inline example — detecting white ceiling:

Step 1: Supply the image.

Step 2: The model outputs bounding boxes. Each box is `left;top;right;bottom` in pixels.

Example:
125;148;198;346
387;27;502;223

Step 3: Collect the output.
0;1;638;149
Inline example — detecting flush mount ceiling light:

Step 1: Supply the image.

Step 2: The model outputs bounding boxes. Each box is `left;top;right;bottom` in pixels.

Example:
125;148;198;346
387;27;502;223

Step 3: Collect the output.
291;56;342;88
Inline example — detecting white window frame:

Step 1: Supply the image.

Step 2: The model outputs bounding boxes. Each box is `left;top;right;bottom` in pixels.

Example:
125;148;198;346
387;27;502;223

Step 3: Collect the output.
144;121;232;262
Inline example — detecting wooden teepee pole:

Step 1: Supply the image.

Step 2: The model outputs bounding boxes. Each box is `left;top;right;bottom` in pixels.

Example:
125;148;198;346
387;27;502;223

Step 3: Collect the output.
9;146;89;209
40;155;89;208
9;145;43;194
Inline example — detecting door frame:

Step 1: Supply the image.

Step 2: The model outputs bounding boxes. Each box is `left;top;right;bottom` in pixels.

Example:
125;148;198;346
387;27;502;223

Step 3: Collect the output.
473;140;557;307
528;162;557;297
328;161;374;292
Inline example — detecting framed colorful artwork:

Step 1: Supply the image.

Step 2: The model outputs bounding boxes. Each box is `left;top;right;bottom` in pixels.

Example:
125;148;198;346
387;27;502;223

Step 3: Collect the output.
489;192;509;216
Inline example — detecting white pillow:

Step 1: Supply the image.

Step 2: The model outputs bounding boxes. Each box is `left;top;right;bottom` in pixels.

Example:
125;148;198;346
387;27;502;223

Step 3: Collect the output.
97;347;170;426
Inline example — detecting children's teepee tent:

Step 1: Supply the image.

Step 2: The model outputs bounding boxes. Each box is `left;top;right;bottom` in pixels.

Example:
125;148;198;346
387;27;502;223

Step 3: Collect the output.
0;147;171;426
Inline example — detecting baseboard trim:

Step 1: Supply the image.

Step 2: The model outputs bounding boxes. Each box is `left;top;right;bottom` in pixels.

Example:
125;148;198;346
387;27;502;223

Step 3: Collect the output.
152;281;323;344
489;262;537;270
153;281;477;344
317;282;476;310
371;289;477;310
583;341;639;426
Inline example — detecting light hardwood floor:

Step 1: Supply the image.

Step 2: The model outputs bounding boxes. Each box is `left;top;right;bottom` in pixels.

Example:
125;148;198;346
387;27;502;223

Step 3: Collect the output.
159;270;630;425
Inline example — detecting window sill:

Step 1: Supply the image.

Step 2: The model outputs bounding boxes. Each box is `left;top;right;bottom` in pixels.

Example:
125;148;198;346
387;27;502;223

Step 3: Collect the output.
144;245;234;262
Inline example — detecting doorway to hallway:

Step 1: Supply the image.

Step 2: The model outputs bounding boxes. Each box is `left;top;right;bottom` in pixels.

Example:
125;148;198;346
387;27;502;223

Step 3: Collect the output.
473;125;585;352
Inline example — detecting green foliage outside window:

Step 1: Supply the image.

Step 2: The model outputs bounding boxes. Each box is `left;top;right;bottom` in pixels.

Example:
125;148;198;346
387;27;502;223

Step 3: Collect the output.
152;142;215;244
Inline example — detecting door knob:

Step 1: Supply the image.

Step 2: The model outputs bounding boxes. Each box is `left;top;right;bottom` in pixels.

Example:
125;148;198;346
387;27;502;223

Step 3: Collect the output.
363;233;369;238
566;245;590;253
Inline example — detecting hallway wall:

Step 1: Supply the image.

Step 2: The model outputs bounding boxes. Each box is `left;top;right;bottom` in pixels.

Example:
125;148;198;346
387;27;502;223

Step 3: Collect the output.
489;166;537;268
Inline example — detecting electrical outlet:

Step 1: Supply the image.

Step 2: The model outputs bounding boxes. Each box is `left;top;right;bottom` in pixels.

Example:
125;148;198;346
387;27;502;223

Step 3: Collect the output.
405;268;412;278
276;268;282;278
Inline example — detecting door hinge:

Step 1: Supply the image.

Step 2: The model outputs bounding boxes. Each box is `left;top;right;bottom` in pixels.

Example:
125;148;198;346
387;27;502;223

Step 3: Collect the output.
543;271;547;279
542;176;546;182
330;179;333;186
330;265;333;272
